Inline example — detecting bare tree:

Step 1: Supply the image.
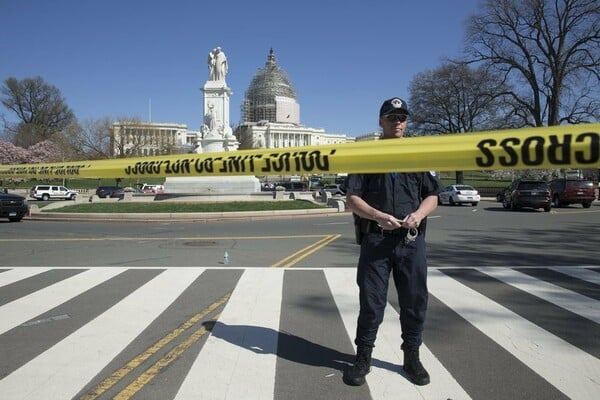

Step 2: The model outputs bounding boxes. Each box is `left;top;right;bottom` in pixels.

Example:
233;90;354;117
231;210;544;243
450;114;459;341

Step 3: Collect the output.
409;63;513;184
465;0;600;127
61;117;114;160
1;76;76;146
409;62;514;136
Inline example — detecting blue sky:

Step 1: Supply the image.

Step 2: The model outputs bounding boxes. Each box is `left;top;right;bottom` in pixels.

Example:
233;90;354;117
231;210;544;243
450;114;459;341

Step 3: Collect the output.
0;0;480;138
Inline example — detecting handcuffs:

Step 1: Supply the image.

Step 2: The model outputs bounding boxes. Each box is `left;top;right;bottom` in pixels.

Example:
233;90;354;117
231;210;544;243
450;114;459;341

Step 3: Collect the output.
405;227;419;244
377;224;419;244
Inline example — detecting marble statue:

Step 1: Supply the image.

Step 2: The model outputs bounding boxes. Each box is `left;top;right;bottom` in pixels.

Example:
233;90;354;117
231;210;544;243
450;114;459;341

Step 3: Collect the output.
207;47;228;81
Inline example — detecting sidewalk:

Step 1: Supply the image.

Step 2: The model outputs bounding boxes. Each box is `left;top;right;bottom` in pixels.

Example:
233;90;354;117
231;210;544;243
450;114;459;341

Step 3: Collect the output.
26;197;512;223
25;192;349;222
26;207;346;222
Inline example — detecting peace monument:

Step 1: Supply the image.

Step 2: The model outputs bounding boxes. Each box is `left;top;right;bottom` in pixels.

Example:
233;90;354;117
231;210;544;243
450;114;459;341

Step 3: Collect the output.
163;47;259;195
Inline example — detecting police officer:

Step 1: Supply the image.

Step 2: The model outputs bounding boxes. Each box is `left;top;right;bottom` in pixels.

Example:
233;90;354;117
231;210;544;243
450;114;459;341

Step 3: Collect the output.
343;97;443;387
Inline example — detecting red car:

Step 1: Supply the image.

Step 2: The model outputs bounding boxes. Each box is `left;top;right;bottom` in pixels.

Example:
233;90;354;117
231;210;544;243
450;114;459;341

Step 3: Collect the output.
548;179;595;208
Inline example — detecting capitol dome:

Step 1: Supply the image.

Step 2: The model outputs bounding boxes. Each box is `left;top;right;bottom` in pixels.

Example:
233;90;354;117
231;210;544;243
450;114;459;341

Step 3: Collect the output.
241;48;300;124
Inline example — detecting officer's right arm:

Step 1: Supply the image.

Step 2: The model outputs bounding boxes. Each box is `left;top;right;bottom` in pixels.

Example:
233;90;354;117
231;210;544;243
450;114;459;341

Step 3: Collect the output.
347;194;403;230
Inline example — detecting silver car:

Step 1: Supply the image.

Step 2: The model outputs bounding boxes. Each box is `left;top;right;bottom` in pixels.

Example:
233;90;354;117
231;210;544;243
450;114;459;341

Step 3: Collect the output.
438;184;480;206
321;184;346;196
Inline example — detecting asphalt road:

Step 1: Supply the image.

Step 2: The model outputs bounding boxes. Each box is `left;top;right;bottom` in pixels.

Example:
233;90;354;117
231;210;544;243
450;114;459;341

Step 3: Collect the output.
1;200;599;400
1;199;598;268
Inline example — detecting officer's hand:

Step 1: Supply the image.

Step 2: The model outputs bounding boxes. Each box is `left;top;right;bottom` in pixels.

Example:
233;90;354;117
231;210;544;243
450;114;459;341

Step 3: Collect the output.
400;213;421;229
375;214;403;230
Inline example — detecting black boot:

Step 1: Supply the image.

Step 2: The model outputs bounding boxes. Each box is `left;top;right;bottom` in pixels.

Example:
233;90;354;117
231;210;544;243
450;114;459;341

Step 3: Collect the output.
343;346;372;386
403;348;430;386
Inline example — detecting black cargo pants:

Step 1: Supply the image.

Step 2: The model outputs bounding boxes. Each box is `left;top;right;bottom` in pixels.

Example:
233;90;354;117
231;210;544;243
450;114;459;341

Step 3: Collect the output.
354;231;428;350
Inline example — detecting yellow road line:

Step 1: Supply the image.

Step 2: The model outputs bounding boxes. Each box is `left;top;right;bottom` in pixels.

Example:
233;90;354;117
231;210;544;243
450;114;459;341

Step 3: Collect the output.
270;235;333;268
279;234;341;269
270;234;341;269
114;313;221;400
79;293;230;400
0;234;328;243
551;209;600;215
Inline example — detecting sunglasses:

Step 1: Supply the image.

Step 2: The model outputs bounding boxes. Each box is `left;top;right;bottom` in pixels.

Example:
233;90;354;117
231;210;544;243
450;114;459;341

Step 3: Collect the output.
384;114;408;123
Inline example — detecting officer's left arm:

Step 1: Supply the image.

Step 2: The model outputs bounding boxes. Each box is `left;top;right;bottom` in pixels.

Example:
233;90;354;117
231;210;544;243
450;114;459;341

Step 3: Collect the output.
401;195;438;229
401;172;442;229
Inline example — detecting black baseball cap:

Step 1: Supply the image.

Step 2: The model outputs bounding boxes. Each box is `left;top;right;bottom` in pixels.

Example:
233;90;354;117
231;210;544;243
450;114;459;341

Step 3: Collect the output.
379;97;409;117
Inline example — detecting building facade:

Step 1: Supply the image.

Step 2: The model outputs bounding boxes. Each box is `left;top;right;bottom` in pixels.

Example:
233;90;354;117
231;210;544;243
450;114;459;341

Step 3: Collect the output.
234;49;354;150
111;48;356;157
354;132;381;142
110;122;189;157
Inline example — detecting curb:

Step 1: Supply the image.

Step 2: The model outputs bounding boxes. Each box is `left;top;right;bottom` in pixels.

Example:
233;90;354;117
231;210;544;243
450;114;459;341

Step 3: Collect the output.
26;207;349;223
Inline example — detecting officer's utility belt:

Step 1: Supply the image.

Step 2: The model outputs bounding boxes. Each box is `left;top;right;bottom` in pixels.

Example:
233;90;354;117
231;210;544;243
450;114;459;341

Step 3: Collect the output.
362;220;421;238
363;222;409;236
354;216;422;245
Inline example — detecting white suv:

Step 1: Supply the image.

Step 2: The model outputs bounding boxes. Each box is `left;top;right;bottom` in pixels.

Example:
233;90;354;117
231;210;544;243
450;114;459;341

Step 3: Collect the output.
30;185;77;201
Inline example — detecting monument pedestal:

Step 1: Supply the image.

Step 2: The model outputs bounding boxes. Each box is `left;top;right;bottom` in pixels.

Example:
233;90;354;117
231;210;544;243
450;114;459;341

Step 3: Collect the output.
164;176;260;194
171;46;253;196
201;136;229;153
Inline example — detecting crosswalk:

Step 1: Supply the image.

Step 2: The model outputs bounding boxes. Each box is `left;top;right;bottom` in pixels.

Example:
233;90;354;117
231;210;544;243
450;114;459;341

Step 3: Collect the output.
0;266;598;400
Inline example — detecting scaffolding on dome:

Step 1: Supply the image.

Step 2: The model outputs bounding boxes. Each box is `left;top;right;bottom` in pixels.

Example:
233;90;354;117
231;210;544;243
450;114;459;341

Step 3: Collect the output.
241;48;298;124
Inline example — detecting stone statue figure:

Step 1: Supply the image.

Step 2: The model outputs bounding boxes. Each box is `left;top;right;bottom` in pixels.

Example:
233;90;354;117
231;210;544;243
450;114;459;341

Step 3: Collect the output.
205;103;216;131
207;50;215;80
207;47;228;81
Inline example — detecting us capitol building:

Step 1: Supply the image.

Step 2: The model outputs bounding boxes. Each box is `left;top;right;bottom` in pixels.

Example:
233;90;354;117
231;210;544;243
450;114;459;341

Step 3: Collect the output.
111;48;358;157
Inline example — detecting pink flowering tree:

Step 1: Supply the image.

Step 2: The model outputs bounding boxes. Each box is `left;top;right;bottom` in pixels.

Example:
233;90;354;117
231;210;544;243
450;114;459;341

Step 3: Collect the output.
1;140;65;186
0;140;29;164
0;139;62;164
27;140;63;163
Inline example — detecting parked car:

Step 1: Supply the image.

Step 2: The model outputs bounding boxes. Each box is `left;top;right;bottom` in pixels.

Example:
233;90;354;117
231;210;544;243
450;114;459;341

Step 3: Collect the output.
275;182;308;191
548;179;595;208
140;184;164;194
112;187;144;199
321;184;346;196
30;185;77;201
110;188;125;198
261;183;276;192
438;184;480;206
502;180;551;212
0;188;29;222
96;186;124;199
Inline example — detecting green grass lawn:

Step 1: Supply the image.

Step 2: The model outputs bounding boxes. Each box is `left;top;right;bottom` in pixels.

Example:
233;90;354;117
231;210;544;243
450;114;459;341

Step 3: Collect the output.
43;200;328;213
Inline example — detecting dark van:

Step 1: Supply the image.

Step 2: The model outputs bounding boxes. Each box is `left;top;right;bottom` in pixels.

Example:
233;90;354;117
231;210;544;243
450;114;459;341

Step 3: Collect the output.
96;186;123;199
502;179;552;212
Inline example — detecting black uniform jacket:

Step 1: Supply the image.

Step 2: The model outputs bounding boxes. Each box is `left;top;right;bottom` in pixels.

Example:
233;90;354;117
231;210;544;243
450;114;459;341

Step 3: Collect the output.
345;172;443;236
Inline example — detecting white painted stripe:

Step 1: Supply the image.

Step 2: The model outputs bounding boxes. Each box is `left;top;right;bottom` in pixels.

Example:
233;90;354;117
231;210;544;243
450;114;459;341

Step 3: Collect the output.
324;268;471;400
0;268;203;400
551;267;600;285
428;268;600;400
479;267;600;323
0;267;51;288
0;267;125;335
175;268;283;400
378;304;472;400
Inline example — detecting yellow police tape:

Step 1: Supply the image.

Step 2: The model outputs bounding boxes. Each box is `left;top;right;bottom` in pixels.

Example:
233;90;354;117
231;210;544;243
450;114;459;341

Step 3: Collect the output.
0;124;598;179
